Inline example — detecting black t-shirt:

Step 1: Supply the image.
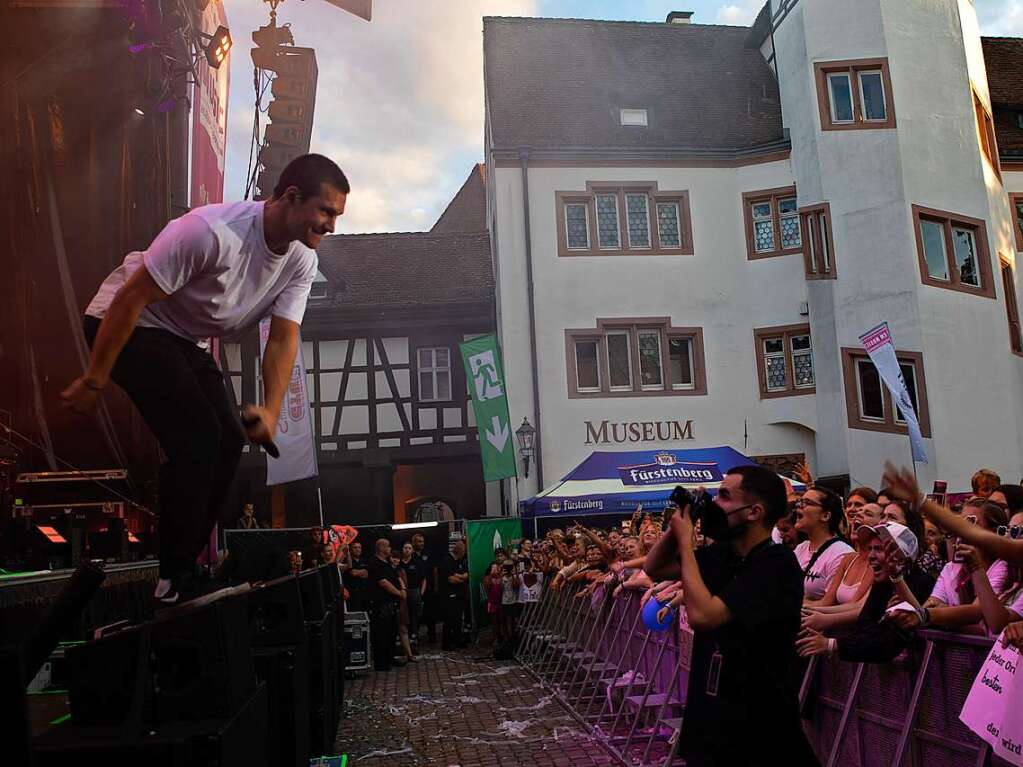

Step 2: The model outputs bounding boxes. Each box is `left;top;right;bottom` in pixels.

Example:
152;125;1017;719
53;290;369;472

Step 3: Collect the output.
347;556;370;593
402;554;427;591
837;566;935;664
680;539;811;762
439;554;469;597
368;556;402;609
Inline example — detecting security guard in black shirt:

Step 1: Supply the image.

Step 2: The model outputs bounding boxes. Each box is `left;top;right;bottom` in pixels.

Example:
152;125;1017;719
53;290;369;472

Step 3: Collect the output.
645;465;820;767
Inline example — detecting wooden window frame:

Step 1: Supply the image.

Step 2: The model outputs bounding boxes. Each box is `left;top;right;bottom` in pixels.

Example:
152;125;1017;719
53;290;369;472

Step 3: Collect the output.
840;348;932;437
799;202;837;280
911;204;995;299
416;346;452;403
1001;256;1023;357
1010;193;1023;253
753;324;815;399
742;186;801;260
973;87;1002;181
565;318;707;398
572;337;602;392
556;182;694;257
814;58;897;131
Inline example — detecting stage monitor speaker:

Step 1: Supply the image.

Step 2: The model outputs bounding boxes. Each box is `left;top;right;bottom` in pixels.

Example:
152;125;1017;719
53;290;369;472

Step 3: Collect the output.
148;592;258;723
34;682;269;767
306;611;337;755
253;644;309;767
298;567;327;621
67;623;149;727
248;575;307;648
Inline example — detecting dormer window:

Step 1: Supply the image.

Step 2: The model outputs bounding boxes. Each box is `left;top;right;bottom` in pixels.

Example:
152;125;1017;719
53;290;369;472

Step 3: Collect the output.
620;108;648;126
309;282;329;300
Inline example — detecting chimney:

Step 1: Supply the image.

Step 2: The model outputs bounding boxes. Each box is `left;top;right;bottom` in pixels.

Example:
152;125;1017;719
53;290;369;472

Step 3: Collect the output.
666;11;694;24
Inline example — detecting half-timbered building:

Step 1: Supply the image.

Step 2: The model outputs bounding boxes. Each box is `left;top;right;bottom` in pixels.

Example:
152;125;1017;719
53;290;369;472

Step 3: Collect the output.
226;165;500;526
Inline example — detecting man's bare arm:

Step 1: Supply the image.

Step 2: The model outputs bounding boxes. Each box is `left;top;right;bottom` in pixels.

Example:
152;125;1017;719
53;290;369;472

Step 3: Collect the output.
62;266;168;413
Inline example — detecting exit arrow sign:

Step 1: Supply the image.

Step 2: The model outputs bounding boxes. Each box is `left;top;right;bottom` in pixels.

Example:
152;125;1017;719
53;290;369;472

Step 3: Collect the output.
460;334;517;482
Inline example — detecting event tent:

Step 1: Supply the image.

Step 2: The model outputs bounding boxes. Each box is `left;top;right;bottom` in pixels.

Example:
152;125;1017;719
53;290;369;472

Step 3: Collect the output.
520;446;803;518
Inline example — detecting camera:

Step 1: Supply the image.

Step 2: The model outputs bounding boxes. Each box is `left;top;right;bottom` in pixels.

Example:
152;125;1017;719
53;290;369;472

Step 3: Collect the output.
669;485;719;525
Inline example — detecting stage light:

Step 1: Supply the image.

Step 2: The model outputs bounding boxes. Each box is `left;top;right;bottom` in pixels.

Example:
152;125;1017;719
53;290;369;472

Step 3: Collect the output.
388;519;437;531
201;25;232;69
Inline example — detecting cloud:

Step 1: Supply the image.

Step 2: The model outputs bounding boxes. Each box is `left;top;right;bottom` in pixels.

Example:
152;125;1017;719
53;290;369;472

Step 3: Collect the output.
715;0;763;26
221;0;535;232
979;0;1023;36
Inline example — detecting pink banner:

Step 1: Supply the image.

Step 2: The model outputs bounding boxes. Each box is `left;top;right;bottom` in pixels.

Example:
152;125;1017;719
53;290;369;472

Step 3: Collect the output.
190;0;229;207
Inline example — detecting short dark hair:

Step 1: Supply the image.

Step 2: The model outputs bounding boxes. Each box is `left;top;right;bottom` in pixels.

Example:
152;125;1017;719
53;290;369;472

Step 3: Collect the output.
727;465;787;526
993;484;1023;516
273;153;350;199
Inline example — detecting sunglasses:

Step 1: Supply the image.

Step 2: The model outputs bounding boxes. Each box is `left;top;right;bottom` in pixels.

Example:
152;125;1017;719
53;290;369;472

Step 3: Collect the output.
997;525;1023;540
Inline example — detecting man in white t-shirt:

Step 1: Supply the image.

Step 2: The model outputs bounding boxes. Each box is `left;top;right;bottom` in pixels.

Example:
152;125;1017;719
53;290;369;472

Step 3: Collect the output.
61;154;349;605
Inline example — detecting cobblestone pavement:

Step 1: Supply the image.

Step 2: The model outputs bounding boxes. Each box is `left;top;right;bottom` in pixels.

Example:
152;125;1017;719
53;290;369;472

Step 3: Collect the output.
335;642;619;767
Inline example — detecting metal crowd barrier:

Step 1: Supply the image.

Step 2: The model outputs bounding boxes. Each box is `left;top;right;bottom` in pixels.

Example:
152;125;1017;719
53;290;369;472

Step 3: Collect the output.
516;580;1013;767
515;580;691;766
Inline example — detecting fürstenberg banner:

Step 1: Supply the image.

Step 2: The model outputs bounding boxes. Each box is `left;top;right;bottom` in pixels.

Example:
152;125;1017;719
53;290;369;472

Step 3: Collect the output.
859;322;928;464
258;317;318;485
459;334;517;482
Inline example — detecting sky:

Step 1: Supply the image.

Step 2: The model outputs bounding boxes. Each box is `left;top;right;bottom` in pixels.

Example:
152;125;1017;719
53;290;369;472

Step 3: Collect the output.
218;0;1023;234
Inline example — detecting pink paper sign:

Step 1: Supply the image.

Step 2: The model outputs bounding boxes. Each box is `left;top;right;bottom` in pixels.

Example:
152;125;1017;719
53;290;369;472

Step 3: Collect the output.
960;631;1023;764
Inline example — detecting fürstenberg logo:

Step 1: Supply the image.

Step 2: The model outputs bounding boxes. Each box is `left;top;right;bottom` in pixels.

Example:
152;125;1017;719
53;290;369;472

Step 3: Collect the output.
584;419;694;445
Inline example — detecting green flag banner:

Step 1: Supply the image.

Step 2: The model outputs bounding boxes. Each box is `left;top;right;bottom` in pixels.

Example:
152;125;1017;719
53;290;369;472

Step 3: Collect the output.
466;517;523;613
459;334;517;482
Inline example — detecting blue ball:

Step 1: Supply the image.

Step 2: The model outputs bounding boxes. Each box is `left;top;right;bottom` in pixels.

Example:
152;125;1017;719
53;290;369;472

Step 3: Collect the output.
642;595;675;632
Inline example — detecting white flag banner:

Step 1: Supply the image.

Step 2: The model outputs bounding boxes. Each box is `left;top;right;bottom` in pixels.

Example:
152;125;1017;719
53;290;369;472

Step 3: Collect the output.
859;322;928;464
960;631;1023;765
258;318;318;486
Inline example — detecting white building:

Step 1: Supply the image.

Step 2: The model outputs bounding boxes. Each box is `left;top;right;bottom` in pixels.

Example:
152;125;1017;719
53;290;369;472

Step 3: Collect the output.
483;2;1023;506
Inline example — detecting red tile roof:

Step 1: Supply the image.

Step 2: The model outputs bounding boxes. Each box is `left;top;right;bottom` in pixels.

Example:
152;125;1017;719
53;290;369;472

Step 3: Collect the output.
431;164;487;233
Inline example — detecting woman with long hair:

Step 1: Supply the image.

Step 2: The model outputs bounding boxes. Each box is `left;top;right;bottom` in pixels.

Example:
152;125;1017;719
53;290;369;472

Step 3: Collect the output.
795;486;853;603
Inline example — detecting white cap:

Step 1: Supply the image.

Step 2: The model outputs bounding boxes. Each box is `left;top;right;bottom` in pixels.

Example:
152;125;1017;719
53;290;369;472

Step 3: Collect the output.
856;521;919;561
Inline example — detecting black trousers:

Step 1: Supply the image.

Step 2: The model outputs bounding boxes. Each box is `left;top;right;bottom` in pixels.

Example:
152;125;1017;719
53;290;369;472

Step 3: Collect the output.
371;607;398;670
442;591;467;648
84;316;245;579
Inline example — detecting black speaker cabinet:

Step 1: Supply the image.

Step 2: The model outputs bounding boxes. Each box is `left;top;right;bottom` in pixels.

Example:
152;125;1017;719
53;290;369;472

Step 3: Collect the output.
253;644;310;767
67;623;150;727
306;611;338;755
148;593;257;723
298;567;327;622
34;682;269;767
248;575;307;648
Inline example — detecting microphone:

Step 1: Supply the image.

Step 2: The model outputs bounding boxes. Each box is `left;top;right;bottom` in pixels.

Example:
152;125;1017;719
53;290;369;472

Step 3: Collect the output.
242;414;280;458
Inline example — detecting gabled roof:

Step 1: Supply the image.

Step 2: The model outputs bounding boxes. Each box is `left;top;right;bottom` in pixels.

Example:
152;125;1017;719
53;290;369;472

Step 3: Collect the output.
316;231;493;310
431;164;487;233
483;17;784;154
981;37;1023;158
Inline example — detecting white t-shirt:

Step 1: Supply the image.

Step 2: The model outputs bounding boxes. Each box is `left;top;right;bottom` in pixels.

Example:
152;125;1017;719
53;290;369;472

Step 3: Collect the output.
1007;589;1023;620
930;559;1010;606
86;201;317;344
501;575;519;605
519;572;543;603
795;538;854;600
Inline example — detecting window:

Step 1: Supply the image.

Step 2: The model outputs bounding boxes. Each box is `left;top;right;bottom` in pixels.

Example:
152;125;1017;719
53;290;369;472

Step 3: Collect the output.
565;319;706;397
911;205;995;298
417;347;451;402
620;108;648;126
841;348;931;436
742;186;801;260
1001;258;1023;355
753;325;815;399
1009;194;1023;252
565;202;590;250
309;282;328;300
973;88;1001;180
800;202;836;279
573;339;601;391
556;183;693;256
814;58;896;131
626;193;651;249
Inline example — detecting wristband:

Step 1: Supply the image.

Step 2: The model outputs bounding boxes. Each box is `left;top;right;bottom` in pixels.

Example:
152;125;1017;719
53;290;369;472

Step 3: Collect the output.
827;638;838;655
920;608;931;627
83;379;105;391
